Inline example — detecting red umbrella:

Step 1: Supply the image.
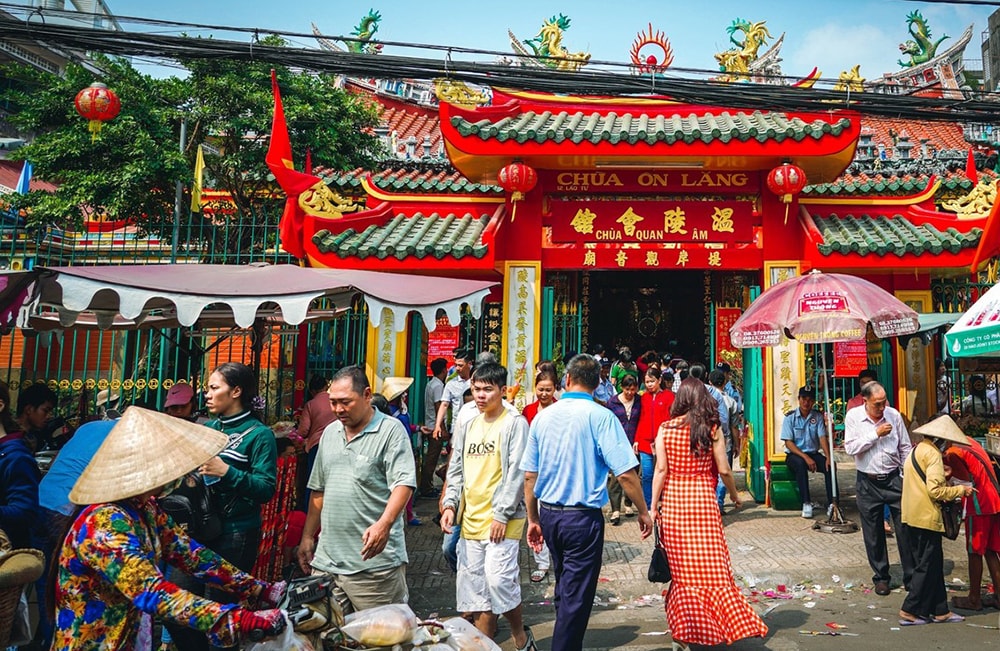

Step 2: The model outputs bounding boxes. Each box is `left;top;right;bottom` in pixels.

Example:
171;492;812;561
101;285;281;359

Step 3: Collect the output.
729;270;919;529
730;270;919;348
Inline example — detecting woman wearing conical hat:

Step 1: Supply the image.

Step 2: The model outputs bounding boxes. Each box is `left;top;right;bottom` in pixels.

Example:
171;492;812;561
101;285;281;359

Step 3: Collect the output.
50;408;287;651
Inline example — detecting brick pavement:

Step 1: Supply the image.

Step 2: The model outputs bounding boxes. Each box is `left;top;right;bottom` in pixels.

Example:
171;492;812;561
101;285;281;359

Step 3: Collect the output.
404;462;972;613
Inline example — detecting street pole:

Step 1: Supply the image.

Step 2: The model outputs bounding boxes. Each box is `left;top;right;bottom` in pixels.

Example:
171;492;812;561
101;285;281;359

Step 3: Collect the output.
170;118;187;264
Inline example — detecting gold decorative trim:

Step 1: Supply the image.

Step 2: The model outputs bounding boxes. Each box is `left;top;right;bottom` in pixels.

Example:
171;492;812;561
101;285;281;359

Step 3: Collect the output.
298;182;362;219
800;179;940;206
433;79;489;108
361;176;505;204
941;179;997;219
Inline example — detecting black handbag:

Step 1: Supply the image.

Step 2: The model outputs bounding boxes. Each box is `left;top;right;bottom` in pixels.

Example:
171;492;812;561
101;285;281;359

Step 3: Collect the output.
909;453;963;541
647;526;672;583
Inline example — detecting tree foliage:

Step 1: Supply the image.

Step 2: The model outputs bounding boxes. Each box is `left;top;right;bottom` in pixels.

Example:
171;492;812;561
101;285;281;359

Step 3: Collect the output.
3;38;384;234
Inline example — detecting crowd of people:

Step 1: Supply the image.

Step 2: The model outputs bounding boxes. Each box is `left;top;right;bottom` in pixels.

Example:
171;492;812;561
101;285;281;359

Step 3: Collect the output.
3;340;1000;650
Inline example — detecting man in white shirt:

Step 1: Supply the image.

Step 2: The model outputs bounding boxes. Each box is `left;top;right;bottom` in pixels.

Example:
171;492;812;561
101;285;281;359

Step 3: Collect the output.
433;349;475;440
844;382;914;597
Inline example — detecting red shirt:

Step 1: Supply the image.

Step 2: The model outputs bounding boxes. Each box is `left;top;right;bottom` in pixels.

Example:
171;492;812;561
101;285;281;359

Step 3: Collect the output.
522;398;556;424
635;390;674;454
944;439;1000;516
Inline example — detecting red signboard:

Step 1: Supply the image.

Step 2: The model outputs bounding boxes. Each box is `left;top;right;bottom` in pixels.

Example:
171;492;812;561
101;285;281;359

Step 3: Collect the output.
798;292;849;315
427;318;460;375
540;169;761;194
549;199;754;244
834;340;869;378
715;307;743;370
541;242;764;270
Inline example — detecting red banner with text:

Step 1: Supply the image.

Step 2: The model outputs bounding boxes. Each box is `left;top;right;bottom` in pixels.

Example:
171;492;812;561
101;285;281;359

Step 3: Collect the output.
715;307;743;370
540;169;761;194
549;199;755;244
427;318;460;375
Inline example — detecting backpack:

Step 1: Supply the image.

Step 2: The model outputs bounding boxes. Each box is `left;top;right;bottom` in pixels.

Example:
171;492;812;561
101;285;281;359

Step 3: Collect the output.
160;472;224;543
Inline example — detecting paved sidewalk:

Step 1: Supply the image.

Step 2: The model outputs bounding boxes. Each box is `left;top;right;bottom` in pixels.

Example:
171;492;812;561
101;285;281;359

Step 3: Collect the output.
404;464;991;650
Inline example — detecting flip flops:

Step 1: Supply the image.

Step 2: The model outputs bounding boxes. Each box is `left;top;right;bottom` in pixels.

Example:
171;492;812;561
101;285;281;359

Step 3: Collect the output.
931;613;964;624
530;569;548;583
898;617;928;626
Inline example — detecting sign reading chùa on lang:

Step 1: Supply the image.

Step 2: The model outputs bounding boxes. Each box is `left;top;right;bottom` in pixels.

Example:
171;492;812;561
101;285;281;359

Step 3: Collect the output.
550;199;754;244
540;170;761;194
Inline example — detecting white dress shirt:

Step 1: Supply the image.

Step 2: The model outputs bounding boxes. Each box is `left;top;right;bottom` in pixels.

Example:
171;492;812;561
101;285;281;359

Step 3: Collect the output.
843;404;912;475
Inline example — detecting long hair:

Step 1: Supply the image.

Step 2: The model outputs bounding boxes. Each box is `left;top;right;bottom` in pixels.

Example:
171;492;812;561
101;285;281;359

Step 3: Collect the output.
212;362;262;419
670;378;720;456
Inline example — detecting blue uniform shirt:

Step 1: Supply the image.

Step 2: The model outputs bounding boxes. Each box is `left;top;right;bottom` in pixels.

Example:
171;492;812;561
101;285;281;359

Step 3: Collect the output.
38;419;116;515
521;392;638;509
780;408;825;454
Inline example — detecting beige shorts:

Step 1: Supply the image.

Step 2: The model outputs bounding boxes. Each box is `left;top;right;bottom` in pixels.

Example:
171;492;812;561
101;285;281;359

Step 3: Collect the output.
456;537;521;614
330;565;408;615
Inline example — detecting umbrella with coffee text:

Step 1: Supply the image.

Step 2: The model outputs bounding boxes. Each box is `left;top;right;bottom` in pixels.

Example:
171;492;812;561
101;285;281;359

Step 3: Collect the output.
730;270;919;530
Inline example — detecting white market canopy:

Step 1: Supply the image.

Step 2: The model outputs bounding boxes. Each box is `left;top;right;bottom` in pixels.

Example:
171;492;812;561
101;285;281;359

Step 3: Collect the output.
944;281;1000;357
16;264;498;332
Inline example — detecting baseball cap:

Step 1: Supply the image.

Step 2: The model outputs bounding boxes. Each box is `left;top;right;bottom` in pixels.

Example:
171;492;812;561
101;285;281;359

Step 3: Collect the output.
797;386;816;399
164;383;195;408
716;362;732;373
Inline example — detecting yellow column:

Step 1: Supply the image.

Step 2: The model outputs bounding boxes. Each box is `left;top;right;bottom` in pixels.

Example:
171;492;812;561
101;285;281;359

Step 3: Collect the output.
763;261;805;463
365;307;408;393
894;290;934;427
501;261;541;411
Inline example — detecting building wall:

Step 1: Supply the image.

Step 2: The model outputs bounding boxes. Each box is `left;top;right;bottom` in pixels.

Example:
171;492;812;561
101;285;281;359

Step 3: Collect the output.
982;9;1000;92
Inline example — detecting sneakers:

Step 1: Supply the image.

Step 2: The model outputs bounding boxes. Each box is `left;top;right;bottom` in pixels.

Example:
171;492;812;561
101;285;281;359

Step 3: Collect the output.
801;503;814;518
624;505;636;516
609;511;621;526
827;503;834;518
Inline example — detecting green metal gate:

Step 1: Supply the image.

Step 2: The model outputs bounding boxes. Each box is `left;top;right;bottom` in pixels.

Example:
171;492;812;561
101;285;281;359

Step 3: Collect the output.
742;286;766;502
541;286;582;364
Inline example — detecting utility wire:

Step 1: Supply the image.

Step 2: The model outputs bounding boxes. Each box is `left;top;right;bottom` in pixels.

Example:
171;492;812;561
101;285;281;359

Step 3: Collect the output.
1;15;999;124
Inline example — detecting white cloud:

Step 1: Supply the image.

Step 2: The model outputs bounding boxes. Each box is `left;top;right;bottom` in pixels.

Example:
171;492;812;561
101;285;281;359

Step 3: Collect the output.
785;22;901;82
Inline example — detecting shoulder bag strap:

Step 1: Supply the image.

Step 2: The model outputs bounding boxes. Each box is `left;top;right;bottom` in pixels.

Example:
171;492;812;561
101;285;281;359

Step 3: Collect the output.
910;452;927;483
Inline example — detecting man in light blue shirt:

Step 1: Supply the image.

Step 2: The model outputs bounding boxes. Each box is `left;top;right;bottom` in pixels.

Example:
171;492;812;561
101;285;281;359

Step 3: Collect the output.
521;354;651;651
780;386;832;519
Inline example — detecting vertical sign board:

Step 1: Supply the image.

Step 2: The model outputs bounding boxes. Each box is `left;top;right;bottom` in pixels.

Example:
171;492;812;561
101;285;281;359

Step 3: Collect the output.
502;262;541;412
366;307;405;392
895;290;935;426
833;340;869;377
764;262;803;462
715;307;743;369
426;316;461;375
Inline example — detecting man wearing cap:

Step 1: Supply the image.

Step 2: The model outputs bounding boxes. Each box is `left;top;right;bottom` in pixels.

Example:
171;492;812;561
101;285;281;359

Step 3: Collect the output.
298;366;417;613
164;382;207;423
716;362;743;415
844;381;915;596
781;386;832;519
593;359;615;405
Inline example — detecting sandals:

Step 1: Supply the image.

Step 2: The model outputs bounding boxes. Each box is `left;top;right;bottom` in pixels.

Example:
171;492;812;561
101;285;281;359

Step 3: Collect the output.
530;569;548;583
515;625;537;651
931;613;964;624
898;617;928;626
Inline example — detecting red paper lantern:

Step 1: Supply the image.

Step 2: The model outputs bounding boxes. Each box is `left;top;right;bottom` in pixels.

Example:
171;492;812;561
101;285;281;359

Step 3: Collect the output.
766;162;807;224
74;82;121;141
497;161;538;201
766;162;807;203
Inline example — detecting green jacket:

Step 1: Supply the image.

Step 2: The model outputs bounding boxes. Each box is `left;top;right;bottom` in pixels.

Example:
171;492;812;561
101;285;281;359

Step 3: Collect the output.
205;411;277;534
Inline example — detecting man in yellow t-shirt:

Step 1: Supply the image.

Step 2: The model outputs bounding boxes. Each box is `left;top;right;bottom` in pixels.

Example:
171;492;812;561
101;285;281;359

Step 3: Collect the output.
441;362;535;651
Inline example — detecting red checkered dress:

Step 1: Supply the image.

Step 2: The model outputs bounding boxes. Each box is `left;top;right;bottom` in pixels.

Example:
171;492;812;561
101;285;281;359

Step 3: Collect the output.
659;416;767;645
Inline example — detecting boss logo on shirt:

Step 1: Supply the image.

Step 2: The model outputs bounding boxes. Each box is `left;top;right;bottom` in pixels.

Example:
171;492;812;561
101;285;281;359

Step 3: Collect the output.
467;441;496;455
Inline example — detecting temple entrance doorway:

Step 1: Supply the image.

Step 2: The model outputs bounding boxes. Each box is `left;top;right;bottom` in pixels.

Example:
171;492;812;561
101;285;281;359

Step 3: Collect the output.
587;270;708;361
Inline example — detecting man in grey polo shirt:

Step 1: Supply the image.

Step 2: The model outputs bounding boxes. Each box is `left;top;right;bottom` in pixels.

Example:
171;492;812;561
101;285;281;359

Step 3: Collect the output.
298;366;417;613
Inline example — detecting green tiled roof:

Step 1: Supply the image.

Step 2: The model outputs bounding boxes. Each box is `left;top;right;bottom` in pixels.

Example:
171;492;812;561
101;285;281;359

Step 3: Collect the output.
451;111;852;145
320;167;502;195
813;214;982;257
312;213;490;260
803;175;973;197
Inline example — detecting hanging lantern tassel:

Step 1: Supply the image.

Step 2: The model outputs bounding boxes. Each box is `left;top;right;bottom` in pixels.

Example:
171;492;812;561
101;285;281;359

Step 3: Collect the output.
766;163;807;226
87;119;103;142
497;162;537;224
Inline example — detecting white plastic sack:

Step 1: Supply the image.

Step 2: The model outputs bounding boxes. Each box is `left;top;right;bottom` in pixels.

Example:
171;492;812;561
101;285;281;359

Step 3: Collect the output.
9;588;31;647
341;603;419;646
246;614;315;651
442;617;502;651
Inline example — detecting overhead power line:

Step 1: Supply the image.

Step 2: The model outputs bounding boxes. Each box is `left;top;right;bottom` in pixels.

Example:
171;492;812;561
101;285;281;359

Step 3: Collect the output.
2;15;1000;124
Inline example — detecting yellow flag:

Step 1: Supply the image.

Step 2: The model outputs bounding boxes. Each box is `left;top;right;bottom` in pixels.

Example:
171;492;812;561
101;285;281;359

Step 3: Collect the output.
190;144;204;212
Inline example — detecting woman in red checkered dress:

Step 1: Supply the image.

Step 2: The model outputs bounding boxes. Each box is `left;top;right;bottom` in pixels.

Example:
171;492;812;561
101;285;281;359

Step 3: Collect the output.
652;378;767;648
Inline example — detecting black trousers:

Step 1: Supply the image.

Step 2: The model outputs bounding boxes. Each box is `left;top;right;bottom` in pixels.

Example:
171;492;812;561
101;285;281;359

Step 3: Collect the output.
539;506;604;651
606;472;632;513
164;528;261;651
785;452;833;505
900;524;949;619
855;472;914;586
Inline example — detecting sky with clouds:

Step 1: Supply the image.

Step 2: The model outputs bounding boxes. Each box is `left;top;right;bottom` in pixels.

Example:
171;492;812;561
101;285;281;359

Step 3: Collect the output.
102;0;995;81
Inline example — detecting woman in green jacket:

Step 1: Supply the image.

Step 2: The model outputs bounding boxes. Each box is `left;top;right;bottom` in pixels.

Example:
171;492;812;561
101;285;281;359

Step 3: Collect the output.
168;362;277;651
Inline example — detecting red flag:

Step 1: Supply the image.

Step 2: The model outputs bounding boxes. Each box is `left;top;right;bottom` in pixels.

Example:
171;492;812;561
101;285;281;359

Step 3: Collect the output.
305;147;312;175
967;148;979;186
266;70;320;260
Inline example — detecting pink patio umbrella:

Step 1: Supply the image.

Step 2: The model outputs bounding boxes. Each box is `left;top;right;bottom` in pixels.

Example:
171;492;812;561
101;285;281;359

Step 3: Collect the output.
730;269;919;529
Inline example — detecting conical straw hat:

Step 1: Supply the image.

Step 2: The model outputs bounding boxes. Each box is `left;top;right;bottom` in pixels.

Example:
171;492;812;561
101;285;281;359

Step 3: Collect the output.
380;376;413;403
70;407;228;505
912;415;972;447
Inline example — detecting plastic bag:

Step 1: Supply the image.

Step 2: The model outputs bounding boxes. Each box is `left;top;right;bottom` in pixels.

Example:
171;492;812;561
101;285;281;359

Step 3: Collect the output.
9;587;31;647
341;603;419;646
442;617;502;651
246;613;315;651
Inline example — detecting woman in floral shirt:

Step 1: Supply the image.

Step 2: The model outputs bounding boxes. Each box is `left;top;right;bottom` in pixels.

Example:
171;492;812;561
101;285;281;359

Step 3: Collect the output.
52;407;287;651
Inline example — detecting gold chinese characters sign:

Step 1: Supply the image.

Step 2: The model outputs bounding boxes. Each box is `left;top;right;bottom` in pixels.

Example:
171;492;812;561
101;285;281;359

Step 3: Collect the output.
550;200;753;244
502;263;540;411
